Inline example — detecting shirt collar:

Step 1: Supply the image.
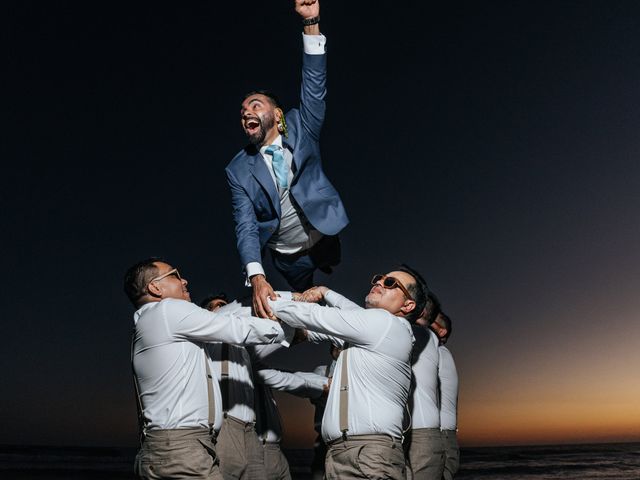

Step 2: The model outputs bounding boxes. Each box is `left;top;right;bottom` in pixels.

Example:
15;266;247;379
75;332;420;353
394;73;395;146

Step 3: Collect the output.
133;301;156;325
259;134;284;156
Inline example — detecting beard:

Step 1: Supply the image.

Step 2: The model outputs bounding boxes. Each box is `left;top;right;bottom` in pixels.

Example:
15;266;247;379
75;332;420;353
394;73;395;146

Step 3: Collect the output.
247;111;276;146
364;294;376;309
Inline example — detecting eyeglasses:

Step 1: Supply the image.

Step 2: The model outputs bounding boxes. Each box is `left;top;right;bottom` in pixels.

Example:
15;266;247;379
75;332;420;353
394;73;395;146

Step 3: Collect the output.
371;274;414;301
150;268;182;283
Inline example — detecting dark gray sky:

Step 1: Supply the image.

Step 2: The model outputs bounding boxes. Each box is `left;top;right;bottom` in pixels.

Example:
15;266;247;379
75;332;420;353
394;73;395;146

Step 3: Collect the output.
3;1;640;447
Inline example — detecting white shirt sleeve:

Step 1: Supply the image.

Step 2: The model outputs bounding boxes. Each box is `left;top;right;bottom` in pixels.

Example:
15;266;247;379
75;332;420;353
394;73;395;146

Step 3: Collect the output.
167;299;285;345
307;330;345;349
255;368;327;399
269;298;391;347
302;33;326;55
324;290;362;310
245;262;265;286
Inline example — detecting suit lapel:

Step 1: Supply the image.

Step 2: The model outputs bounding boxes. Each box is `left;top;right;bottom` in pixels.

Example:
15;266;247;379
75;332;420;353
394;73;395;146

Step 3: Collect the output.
282;112;300;182
248;151;281;217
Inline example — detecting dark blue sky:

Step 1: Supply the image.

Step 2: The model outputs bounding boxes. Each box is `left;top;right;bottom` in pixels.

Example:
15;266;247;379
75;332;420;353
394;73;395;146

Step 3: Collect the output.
3;1;640;447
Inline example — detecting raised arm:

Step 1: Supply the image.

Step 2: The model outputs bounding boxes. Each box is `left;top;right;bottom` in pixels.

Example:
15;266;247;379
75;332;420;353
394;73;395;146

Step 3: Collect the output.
296;0;326;140
254;368;327;399
269;297;390;347
169;299;284;346
297;286;362;310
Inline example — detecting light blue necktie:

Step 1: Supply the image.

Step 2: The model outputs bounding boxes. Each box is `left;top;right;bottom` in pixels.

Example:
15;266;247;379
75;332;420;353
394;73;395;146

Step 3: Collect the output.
265;145;289;189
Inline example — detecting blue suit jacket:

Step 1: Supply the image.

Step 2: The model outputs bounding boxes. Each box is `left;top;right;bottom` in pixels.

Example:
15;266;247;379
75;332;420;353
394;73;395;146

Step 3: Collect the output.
225;52;349;269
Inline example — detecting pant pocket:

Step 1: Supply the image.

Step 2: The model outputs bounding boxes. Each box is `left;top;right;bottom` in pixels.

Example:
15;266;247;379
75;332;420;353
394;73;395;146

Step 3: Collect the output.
357;444;406;480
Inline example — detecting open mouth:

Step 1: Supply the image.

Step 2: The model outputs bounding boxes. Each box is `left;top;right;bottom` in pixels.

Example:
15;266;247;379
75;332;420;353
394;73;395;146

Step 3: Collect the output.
244;118;261;133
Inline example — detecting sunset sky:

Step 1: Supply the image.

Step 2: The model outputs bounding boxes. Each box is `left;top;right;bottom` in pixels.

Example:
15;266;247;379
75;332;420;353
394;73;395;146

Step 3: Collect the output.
4;1;640;448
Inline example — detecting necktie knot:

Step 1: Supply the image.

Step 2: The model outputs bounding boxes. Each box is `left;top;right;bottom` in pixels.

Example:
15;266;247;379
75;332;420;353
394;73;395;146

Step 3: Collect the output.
265;145;288;189
265;145;281;155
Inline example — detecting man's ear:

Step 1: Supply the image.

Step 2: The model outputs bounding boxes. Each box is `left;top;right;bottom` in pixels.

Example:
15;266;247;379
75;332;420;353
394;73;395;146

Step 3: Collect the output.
401;299;416;316
275;107;283;122
147;280;163;299
432;324;447;338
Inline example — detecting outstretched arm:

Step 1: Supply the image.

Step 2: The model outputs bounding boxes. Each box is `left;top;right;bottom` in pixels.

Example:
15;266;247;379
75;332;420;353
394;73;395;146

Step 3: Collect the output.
297;0;320;35
169;300;284;345
296;0;326;140
269;297;389;347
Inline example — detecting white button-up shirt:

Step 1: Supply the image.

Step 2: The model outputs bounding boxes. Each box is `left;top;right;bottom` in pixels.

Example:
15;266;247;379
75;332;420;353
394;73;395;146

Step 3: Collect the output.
270;290;415;442
132;298;284;432
410;326;441;429
438;345;459;431
205;343;256;423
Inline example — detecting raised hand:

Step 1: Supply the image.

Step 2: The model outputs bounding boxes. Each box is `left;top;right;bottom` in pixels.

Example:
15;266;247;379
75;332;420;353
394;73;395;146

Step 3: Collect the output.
295;0;319;20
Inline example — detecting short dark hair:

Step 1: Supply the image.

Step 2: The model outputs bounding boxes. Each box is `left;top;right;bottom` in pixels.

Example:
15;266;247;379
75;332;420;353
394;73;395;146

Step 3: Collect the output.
123;257;162;308
243;90;281;109
436;312;452;342
423;290;442;325
199;292;229;310
398;264;428;324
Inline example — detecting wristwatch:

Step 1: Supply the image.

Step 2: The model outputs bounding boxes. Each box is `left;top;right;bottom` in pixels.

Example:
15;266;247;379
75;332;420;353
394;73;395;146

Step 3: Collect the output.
302;15;320;26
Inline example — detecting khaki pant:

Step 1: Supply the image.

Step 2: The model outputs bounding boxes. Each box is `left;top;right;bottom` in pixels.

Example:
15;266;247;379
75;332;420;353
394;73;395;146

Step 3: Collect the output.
441;430;459;480
216;415;266;480
405;428;445;480
262;442;291;480
134;428;222;480
325;434;406;480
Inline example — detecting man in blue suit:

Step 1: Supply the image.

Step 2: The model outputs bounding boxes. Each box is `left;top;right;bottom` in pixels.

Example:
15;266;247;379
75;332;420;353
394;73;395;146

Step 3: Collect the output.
225;0;348;318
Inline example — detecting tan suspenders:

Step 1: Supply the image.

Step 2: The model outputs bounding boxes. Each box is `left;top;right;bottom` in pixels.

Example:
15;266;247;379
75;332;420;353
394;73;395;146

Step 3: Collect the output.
131;329;216;440
339;345;350;439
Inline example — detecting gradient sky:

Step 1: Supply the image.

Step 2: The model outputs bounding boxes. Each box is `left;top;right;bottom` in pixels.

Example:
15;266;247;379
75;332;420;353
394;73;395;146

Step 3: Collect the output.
3;1;640;448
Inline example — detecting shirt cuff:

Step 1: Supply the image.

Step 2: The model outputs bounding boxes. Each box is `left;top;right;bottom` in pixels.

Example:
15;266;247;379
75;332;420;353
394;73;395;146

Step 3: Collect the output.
280;323;295;348
303;374;329;398
324;290;340;306
303;33;326;55
275;291;293;301
245;262;265;287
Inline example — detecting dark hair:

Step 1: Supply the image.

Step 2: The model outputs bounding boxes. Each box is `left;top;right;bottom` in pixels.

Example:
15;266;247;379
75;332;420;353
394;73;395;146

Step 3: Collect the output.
437;312;452;342
199;292;229;310
398;264;428;324
423;290;442;325
243;90;281;109
123;257;162;308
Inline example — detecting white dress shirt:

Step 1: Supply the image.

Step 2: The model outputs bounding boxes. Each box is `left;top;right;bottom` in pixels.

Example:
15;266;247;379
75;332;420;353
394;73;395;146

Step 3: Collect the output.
203;300;291;423
205;343;257;423
270;290;415;442
438;345;459;431
410;326;441;429
244;33;327;281
132;298;284;432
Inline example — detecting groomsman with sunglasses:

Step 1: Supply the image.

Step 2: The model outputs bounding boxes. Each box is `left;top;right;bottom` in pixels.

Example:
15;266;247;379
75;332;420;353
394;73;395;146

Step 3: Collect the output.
124;259;286;480
267;267;427;479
